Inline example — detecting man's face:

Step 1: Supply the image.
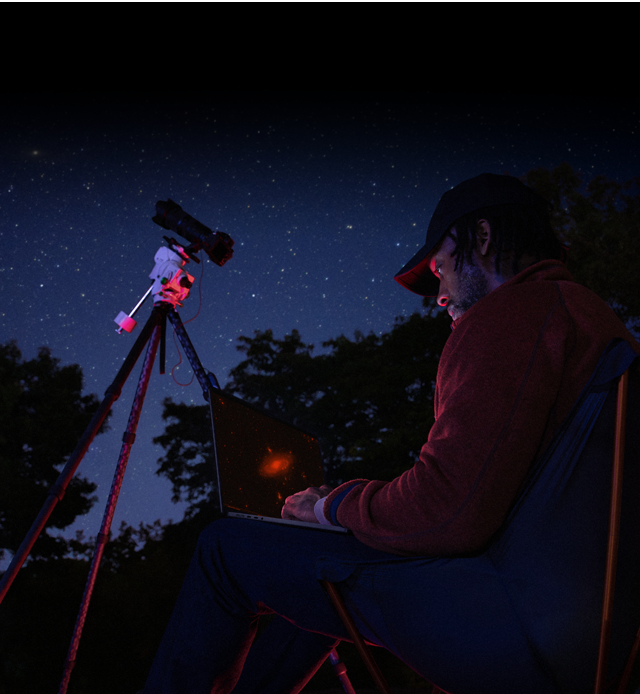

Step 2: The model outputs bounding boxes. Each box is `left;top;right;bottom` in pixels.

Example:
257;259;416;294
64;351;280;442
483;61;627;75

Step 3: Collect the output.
428;232;491;321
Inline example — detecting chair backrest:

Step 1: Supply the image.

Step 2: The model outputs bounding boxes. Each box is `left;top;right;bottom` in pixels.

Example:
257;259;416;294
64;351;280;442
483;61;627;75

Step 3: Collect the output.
487;339;640;693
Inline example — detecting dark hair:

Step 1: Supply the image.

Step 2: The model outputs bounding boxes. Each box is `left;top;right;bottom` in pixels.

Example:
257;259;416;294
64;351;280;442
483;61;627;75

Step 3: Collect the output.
448;203;564;277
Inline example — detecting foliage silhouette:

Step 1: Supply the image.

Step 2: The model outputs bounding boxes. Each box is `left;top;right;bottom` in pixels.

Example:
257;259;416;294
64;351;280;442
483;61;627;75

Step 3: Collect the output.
522;163;640;328
0;340;108;561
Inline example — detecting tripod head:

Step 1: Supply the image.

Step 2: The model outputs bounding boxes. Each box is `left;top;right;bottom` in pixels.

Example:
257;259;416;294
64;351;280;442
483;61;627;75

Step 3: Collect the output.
148;247;194;308
114;246;194;333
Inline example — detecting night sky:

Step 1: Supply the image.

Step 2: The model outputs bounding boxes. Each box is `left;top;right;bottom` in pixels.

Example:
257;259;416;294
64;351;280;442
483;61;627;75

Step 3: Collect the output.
2;94;639;555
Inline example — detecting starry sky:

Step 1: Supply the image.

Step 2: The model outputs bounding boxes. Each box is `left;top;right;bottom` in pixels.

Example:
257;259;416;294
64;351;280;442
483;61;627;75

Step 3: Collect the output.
2;93;639;552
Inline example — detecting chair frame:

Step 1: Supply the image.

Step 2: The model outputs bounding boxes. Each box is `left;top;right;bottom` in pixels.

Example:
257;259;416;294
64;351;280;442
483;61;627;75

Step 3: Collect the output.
605;367;640;694
324;367;637;694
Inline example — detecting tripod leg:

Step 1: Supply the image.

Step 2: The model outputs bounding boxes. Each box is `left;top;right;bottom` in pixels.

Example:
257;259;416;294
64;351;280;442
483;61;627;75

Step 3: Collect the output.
0;306;165;606
165;310;222;514
59;319;163;694
167;309;213;397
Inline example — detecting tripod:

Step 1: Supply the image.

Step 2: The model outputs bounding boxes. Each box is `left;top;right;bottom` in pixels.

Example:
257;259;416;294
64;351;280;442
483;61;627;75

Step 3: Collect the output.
0;198;236;691
0;288;221;691
65;303;222;693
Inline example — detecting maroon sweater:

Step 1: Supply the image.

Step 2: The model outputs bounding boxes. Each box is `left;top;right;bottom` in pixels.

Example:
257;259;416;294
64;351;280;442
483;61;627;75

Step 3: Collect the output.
322;260;640;556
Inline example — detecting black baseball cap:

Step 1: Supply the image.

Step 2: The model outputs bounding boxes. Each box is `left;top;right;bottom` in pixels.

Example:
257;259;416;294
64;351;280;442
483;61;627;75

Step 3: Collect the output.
394;173;552;297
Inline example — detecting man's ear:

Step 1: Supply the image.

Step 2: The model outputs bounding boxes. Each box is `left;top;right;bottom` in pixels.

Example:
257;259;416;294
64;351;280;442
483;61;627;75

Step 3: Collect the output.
476;219;492;257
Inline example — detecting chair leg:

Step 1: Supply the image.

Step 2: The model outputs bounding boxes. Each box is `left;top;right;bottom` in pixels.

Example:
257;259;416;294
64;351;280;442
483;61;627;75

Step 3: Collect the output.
321;580;393;694
616;627;640;694
595;369;629;694
329;648;357;694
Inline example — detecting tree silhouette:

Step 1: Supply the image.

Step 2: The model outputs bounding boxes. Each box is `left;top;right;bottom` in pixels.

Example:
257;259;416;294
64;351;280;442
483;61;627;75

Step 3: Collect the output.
522;163;640;329
0;341;108;561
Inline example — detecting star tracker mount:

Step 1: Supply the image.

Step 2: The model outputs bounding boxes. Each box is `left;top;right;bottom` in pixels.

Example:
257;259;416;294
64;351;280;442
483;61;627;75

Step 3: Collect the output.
115;199;235;333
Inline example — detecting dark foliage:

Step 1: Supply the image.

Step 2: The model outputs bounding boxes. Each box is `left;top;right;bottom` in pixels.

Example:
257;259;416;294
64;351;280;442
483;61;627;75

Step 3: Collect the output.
523;163;640;327
153;398;216;517
0;341;108;561
0;514;217;694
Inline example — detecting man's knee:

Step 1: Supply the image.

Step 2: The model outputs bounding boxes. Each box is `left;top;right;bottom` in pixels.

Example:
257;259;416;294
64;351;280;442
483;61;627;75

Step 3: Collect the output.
196;517;234;554
197;518;222;544
195;518;259;560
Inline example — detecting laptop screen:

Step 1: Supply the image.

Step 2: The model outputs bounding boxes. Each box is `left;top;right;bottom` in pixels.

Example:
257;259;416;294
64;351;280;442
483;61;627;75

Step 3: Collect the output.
208;389;326;518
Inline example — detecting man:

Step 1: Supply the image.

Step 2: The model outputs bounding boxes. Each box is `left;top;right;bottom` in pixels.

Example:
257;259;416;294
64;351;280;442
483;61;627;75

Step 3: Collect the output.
142;174;640;694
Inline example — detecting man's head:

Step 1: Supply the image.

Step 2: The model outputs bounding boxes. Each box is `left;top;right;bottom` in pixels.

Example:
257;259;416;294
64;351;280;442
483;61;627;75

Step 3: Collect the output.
427;223;493;321
395;174;565;311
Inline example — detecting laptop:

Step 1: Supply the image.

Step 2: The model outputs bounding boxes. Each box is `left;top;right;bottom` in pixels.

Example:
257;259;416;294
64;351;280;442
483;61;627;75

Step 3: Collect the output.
208;387;349;533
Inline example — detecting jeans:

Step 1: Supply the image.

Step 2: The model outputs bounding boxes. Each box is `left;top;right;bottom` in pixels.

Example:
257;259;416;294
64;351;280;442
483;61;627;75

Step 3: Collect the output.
142;517;558;694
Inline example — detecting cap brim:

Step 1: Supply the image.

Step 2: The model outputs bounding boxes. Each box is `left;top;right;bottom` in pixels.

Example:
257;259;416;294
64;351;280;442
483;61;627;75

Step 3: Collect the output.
394;243;440;297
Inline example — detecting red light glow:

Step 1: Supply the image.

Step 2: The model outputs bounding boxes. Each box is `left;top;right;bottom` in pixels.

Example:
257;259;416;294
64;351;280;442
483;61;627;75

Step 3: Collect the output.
259;452;293;477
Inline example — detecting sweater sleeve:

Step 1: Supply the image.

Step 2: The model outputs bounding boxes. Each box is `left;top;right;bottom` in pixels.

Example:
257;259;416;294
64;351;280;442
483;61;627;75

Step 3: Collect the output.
323;280;575;556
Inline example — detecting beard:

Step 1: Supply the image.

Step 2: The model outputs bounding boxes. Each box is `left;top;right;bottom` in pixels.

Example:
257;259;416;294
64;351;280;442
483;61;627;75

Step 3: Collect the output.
448;262;490;321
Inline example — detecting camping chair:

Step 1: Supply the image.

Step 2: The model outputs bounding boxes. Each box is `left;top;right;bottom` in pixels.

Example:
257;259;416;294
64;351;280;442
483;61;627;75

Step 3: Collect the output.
321;339;640;694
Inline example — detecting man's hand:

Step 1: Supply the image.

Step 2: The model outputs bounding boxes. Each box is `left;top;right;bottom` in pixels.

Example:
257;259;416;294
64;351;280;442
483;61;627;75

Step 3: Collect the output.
281;485;333;523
